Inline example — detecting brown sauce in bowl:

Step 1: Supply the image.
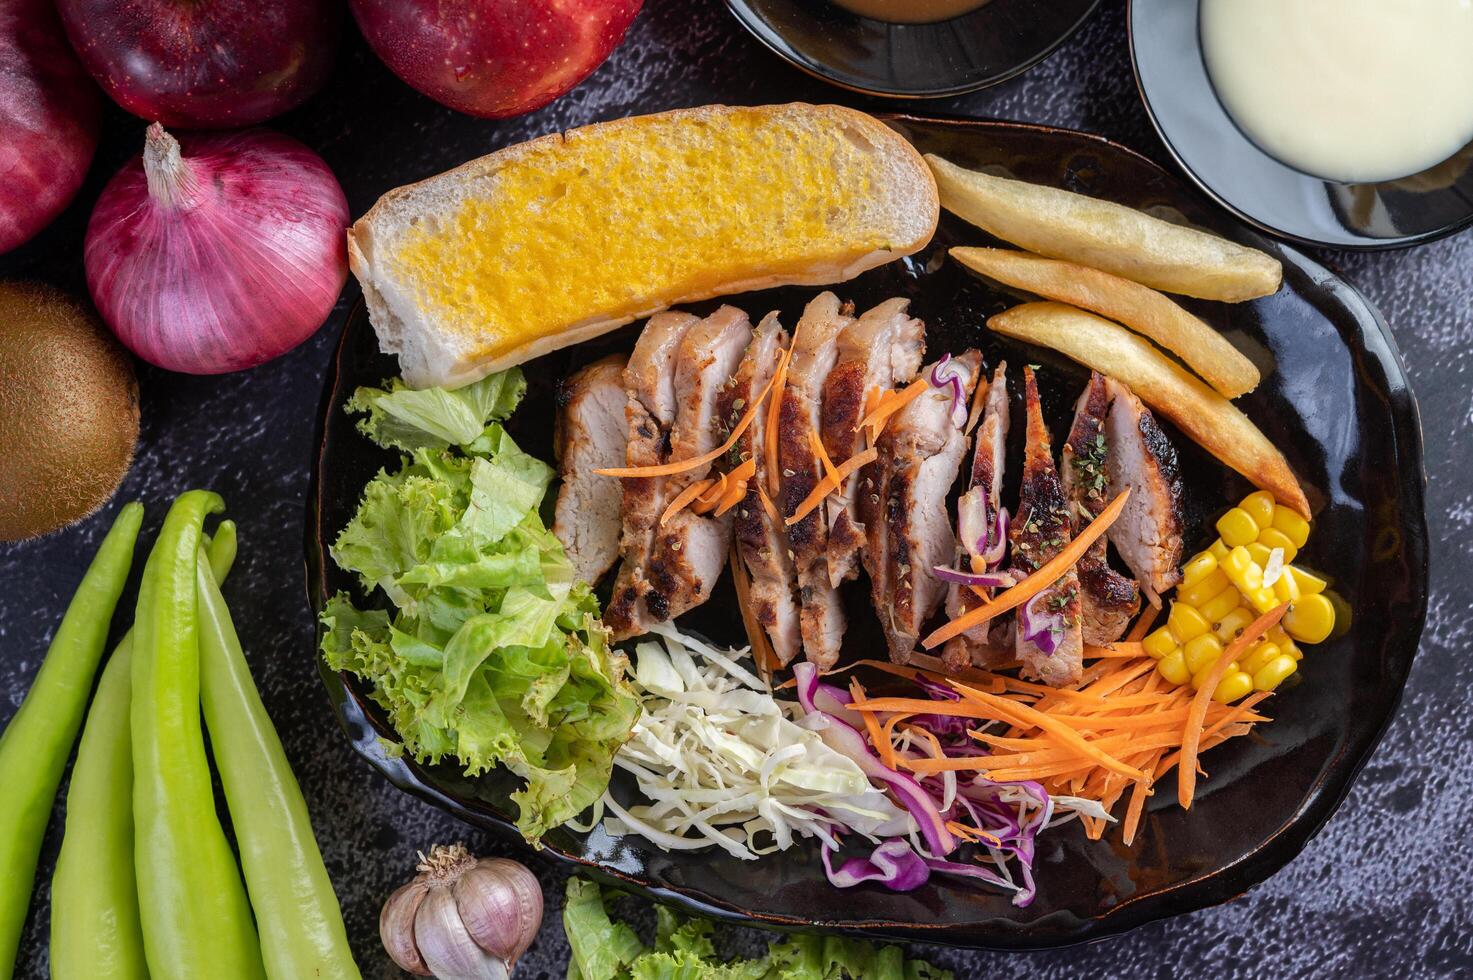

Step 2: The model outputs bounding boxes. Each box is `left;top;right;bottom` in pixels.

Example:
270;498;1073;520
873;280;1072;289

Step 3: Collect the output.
830;0;989;25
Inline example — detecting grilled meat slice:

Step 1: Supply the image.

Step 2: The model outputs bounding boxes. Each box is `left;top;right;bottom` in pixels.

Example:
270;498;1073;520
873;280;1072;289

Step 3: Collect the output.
1104;378;1184;606
869;351;981;663
1010;366;1084;686
779;292;853;668
605;311;700;639
553;354;629;586
819;297;926;588
717;313;802;664
943;361;1011;670
645;306;754;623
1061;372;1140;645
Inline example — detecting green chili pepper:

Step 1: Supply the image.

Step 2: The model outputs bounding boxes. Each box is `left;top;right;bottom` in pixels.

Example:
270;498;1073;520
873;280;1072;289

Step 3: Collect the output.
131;492;264;980
0;503;143;979
50;525;240;980
198;533;361;979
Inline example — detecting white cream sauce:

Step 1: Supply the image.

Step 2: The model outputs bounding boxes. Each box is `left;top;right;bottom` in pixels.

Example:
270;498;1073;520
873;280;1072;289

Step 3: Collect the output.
1201;0;1473;183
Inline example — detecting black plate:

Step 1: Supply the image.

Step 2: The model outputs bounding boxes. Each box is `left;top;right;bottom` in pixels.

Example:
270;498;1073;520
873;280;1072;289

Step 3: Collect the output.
1129;0;1473;251
307;115;1429;949
723;0;1100;99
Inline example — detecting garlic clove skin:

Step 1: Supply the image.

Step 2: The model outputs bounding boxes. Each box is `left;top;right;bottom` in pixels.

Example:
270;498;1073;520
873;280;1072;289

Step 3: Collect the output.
380;879;435;976
414;884;510;980
455;858;543;968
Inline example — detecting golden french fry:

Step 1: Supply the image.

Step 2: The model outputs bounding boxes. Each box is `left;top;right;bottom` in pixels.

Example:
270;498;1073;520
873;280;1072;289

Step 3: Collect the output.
952;247;1261;398
990;302;1309;517
928;155;1282;302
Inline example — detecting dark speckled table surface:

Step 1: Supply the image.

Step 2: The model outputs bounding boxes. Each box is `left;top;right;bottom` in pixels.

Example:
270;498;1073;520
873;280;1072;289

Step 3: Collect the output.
2;1;1469;977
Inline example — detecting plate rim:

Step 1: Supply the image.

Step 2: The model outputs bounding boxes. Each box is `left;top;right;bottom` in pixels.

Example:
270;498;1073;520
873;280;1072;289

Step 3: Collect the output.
1126;0;1473;252
722;0;1103;99
304;113;1430;949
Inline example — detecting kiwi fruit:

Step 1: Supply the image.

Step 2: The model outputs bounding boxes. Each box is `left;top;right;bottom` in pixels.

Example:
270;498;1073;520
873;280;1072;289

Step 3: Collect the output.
0;282;139;541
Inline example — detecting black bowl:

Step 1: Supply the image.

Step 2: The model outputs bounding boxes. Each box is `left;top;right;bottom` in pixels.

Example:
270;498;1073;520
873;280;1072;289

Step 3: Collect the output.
1129;0;1473;250
307;115;1429;948
724;0;1101;98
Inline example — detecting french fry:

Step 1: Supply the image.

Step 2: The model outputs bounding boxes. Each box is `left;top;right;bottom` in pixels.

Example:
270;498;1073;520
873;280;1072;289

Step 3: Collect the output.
927;155;1282;302
951;247;1261;398
990;302;1309;517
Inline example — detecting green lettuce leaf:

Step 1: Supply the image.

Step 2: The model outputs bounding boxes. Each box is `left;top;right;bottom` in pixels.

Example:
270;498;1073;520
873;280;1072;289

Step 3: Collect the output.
321;370;637;843
561;880;953;980
346;369;527;451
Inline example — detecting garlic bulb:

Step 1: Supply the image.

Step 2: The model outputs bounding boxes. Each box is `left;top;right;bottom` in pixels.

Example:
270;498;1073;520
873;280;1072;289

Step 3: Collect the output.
380;843;543;980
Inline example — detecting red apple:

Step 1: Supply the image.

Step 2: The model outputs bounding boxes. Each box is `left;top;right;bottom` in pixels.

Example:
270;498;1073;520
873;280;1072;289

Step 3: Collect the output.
0;0;100;254
350;0;643;119
54;0;340;128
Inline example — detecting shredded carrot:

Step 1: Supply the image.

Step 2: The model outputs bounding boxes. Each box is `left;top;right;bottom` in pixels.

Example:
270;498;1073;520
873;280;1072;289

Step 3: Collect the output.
1085;643;1145;659
756;483;781;525
850;679;897;770
923;488;1132;648
708;458;757;516
694;473;729;510
964;372;991;435
811;431;840;486
729;552;777;679
1122;767;1154;847
597;356;786;479
658;478;715;526
949;681;1144;780
785;447;879;526
764;346;793;496
855;377;929;443
1127;605;1162;643
1178;604;1288;809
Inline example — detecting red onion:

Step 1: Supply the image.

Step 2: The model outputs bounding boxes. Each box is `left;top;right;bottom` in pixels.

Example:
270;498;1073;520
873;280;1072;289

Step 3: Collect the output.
930;566;1015;589
1018;591;1066;656
0;0;101;254
85;125;349;374
929;354;969;429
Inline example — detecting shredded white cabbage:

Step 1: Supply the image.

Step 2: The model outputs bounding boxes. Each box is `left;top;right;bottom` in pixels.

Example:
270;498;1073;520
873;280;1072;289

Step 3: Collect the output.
602;629;910;860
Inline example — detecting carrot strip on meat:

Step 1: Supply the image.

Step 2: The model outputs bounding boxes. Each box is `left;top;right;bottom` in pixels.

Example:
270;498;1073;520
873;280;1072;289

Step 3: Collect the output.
811;431;840;486
785;448;879;526
764;345;794;495
964;372;991;435
923;489;1132;648
856;377;929;443
658;479;716;526
756;484;782;525
1127;605;1162;643
694;473;729;510
1178;605;1288;809
729;552;777;679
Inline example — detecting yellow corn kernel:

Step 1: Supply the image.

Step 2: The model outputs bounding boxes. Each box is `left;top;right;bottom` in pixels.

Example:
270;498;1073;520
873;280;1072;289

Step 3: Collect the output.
1157;649;1191;685
1213;670;1255;703
1288;566;1327;595
1240;491;1277;529
1266;625;1291;645
1253;655;1298;692
1183;634;1224;674
1143;626;1178;659
1217;507;1259;547
1223;547;1264;592
1192;661;1237;691
1245;542;1272;567
1272;571;1301;604
1168;602;1211;643
1199;585;1242;623
1271;506;1310;548
1179;569;1232;608
1286;642;1303;661
1256;528;1299;562
1181;551;1219;588
1248;587;1280;615
1208;540;1230;563
1239;640;1281;676
1284;593;1335;644
1214;607;1256;643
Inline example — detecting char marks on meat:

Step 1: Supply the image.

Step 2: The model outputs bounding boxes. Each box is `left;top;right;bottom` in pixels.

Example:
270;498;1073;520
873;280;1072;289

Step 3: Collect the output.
1104;379;1184;606
779;292;853;668
943;361;1011;670
718;313;802;664
644;306;754;625
1011;366;1084;686
1061;371;1140;645
605;311;699;639
819;297;925;588
553;354;629;587
869;351;982;663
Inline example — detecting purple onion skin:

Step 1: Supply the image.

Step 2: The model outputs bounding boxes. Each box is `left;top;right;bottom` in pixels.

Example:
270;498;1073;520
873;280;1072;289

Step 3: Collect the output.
55;0;339;128
85;127;349;374
0;0;100;254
